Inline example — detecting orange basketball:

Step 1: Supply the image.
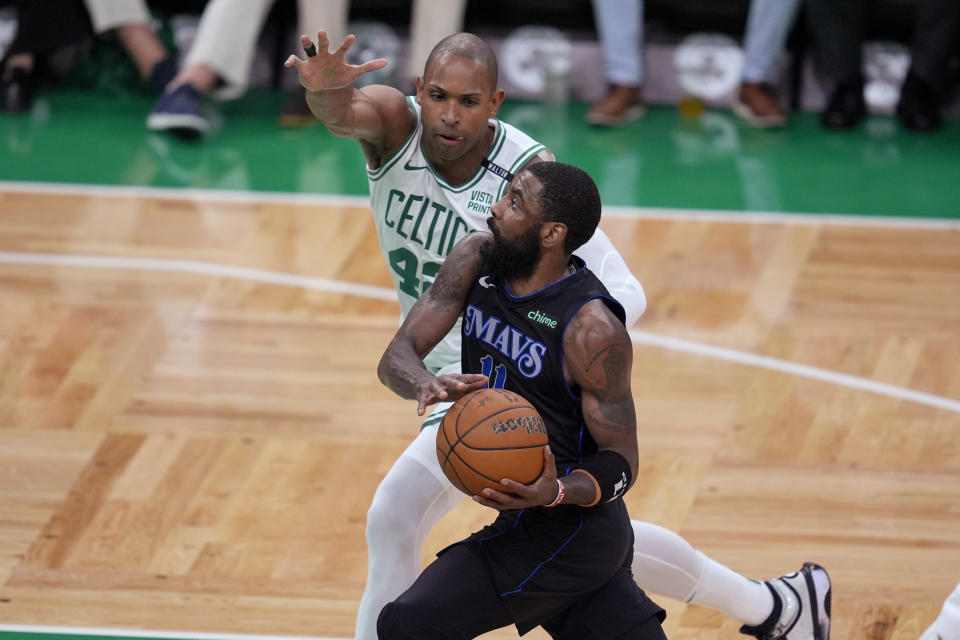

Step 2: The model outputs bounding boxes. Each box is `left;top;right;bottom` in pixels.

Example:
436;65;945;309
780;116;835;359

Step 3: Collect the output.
437;388;548;496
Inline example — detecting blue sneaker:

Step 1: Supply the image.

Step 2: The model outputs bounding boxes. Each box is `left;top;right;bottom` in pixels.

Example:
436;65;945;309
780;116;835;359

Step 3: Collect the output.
147;84;211;139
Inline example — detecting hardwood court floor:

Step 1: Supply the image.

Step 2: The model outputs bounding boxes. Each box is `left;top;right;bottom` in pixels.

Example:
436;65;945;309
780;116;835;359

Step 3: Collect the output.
0;188;959;640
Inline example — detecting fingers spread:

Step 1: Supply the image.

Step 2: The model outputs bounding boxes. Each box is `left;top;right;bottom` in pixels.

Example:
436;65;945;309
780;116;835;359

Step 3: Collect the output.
358;58;389;74
335;33;356;56
316;30;330;52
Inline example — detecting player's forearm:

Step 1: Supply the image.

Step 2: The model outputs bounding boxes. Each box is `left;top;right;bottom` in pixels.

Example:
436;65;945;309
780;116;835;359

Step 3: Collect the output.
554;469;602;506
377;337;435;400
305;86;358;134
559;447;636;507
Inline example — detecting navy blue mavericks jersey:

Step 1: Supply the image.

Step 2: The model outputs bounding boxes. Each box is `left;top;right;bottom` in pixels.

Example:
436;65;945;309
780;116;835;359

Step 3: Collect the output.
452;257;666;633
452;256;665;631
460;255;626;476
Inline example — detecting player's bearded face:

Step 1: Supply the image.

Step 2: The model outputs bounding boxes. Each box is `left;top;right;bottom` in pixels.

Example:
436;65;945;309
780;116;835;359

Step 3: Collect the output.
482;217;543;280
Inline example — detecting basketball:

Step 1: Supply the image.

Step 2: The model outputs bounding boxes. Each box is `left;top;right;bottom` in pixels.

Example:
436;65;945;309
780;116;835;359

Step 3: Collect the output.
437;388;548;496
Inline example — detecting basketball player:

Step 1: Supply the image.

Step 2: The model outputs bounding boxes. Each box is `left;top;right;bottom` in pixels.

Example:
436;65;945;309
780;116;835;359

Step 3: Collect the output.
285;32;831;640
377;161;666;638
920;581;960;640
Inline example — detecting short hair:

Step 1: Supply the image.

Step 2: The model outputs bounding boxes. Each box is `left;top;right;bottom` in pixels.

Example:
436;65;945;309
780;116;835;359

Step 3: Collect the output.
524;162;601;254
424;33;499;90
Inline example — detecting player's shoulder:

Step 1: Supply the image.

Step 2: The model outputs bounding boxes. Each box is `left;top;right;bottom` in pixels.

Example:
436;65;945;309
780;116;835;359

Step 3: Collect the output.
491;117;549;158
359;84;417;146
444;231;492;276
566;299;631;354
450;230;493;258
563;299;632;386
359;84;414;115
428;232;492;302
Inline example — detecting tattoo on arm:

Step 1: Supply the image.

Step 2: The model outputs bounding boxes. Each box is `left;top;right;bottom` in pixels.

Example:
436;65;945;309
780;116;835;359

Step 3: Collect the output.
565;302;636;434
584;405;634;433
424;250;472;312
584;341;635;433
585;341;630;383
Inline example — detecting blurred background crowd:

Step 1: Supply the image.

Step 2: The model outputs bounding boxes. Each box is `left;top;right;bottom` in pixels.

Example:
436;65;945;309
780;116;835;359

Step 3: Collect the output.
1;0;958;139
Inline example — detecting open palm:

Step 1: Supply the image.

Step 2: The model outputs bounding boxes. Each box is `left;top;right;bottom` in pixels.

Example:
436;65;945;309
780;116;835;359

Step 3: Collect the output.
284;30;388;92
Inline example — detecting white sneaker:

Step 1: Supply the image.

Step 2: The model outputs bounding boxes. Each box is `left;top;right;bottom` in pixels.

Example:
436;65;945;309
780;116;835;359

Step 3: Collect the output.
741;562;832;640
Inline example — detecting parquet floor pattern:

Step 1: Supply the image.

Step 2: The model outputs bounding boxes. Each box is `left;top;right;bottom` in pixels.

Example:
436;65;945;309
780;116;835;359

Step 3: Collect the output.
1;190;958;639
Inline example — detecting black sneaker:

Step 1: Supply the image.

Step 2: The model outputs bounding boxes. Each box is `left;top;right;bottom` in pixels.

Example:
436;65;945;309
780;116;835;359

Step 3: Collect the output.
821;77;866;130
896;70;942;132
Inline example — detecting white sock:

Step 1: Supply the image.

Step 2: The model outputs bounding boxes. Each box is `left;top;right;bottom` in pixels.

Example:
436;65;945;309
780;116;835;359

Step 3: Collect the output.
922;581;960;640
630;521;774;626
354;433;463;640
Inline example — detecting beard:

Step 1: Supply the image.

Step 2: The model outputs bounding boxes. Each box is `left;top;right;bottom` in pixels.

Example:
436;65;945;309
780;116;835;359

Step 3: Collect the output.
481;218;543;281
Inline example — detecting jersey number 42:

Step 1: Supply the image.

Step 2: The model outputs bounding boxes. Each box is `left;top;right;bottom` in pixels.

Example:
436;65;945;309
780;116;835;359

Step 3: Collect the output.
389;247;441;298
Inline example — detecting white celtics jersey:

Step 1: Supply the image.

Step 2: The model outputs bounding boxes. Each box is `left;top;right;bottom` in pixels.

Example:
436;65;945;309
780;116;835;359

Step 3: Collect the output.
368;97;547;373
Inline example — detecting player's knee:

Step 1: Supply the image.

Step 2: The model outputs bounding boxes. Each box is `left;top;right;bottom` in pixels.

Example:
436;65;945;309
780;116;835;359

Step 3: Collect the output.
366;492;416;547
376;601;401;639
377;600;437;639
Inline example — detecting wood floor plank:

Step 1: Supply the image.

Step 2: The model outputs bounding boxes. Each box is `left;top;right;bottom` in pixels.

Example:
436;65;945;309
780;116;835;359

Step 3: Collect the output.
1;190;958;638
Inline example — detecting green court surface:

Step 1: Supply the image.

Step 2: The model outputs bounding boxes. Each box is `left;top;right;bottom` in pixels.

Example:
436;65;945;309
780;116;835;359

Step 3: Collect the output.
0;89;957;218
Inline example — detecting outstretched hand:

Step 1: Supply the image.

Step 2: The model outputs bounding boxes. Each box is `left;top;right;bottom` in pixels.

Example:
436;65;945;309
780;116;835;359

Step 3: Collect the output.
414;374;488;416
473;446;560;510
283;31;388;92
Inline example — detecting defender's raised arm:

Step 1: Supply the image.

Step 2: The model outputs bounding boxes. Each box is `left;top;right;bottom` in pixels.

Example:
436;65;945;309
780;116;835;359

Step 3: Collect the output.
284;30;414;165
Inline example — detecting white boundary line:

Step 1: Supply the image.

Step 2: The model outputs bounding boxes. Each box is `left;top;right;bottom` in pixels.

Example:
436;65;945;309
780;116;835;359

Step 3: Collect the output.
629;330;960;414
0;625;337;640
0;249;958;415
0;252;398;302
601;203;960;229
0;181;371;209
2;180;959;229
